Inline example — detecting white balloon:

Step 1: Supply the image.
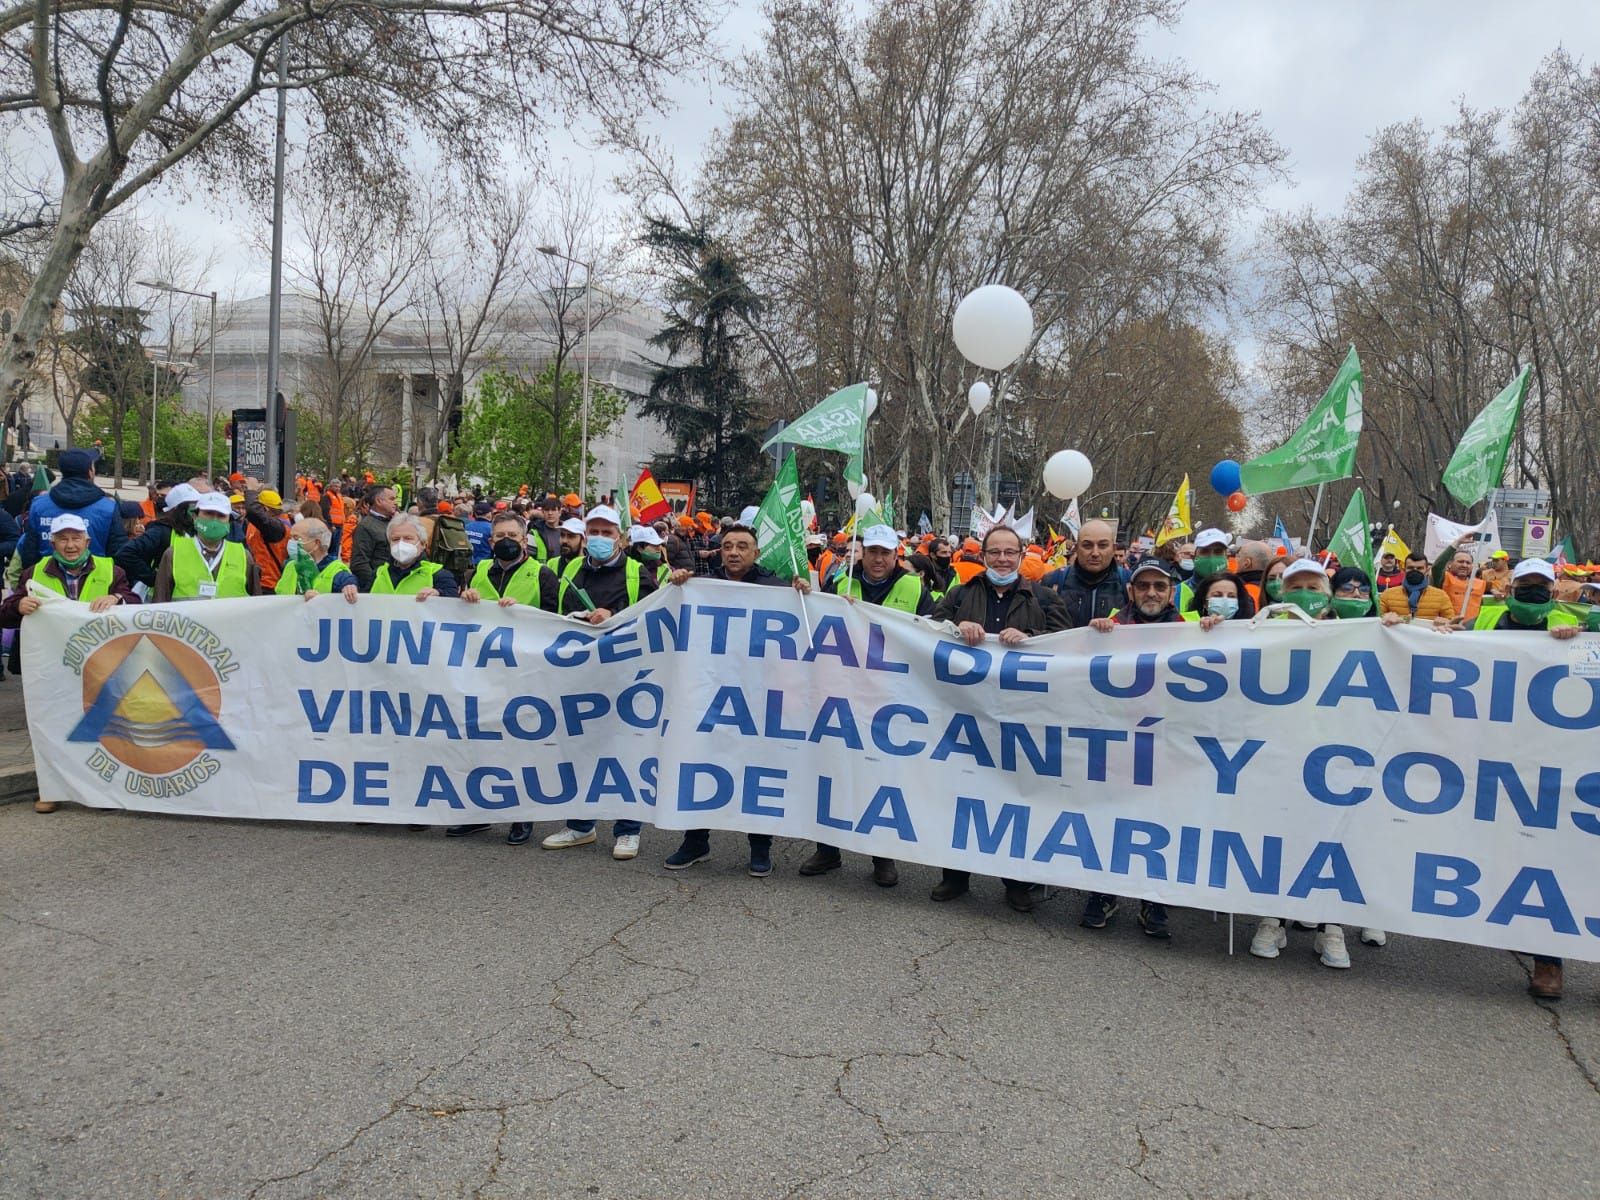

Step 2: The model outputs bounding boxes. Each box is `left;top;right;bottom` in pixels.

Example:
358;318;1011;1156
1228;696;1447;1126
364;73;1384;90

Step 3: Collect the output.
952;285;1034;371
846;477;865;500
968;381;992;416
865;388;879;418
854;491;877;516
1042;449;1093;500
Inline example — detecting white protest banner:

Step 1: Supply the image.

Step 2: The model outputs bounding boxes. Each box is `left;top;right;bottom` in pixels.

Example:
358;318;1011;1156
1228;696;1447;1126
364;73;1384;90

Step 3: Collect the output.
22;585;1600;962
1424;511;1501;563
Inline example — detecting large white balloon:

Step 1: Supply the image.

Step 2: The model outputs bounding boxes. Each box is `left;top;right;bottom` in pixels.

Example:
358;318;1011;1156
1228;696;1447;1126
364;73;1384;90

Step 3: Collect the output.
968;381;992;416
1042;449;1094;500
865;388;879;418
854;491;877;516
846;476;866;500
952;285;1034;371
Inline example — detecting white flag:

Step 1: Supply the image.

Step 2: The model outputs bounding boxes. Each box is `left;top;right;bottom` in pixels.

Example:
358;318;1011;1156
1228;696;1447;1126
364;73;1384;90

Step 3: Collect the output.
1423;510;1500;564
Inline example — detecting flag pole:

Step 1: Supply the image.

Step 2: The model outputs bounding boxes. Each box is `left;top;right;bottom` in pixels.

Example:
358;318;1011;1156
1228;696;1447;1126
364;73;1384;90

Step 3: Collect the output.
787;532;814;644
1305;483;1326;551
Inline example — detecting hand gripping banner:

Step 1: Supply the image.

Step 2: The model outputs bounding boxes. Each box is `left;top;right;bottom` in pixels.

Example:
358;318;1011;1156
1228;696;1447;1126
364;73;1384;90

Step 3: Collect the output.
23;583;1600;961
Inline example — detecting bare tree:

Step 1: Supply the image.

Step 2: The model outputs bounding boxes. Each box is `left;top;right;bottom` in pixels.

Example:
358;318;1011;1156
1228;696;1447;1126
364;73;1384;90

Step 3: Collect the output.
0;0;717;443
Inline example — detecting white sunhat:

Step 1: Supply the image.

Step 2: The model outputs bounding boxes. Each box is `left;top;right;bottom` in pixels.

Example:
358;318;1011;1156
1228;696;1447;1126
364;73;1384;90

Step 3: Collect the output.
861;524;899;550
195;491;233;515
1282;557;1328;582
47;513;88;536
1512;558;1556;583
583;504;622;528
628;524;663;547
164;482;202;511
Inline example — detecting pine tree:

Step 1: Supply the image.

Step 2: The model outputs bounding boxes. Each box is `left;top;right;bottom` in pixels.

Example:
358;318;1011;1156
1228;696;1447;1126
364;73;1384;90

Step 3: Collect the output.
639;218;766;514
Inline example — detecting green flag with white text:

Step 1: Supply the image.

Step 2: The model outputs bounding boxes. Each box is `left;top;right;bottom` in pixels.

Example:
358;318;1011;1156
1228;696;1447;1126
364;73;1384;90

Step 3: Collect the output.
754;452;808;581
1326;489;1372;579
1442;366;1530;509
764;382;868;489
1240;346;1363;494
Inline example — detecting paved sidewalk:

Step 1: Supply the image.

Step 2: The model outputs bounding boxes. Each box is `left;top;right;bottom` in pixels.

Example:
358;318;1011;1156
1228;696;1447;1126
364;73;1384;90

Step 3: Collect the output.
2;806;1596;1199
0;674;35;804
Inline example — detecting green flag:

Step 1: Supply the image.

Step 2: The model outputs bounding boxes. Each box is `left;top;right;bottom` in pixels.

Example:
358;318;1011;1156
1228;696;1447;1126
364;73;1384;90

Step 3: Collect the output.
1442;366;1530;508
754;452;808;581
1326;489;1372;579
765;382;868;489
1240;346;1363;494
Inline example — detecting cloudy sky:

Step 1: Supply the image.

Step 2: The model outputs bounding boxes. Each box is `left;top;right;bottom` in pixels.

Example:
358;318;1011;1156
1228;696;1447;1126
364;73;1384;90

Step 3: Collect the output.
155;0;1600;304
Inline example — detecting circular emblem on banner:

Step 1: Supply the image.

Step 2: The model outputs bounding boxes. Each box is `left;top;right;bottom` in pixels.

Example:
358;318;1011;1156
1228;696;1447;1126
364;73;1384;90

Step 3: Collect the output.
72;633;231;776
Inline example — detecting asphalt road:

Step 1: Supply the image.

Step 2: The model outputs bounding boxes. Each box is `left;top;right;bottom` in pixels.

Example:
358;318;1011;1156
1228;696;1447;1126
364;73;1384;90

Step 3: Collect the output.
3;806;1596;1199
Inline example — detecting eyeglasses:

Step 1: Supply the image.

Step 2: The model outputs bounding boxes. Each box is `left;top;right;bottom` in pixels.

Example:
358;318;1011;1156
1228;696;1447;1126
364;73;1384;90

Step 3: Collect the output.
984;548;1021;561
1334;583;1371;598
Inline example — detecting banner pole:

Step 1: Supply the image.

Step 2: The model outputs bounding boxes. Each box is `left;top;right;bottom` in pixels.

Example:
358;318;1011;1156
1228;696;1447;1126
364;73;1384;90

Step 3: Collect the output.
1305;483;1326;551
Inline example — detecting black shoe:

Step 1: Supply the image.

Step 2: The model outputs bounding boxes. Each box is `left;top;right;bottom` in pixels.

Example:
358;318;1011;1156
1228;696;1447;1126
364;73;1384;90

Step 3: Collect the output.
1080;894;1119;929
506;823;532;845
446;824;489;838
1005;882;1043;912
871;858;898;888
798;848;843;876
1138;901;1171;940
931;877;969;902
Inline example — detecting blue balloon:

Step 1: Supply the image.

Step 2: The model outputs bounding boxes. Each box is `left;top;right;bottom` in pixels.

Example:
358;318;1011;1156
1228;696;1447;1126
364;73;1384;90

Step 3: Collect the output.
1209;459;1242;496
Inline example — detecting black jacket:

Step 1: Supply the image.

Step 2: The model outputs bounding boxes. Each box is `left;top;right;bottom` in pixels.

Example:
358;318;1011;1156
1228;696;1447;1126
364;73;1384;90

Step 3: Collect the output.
350;512;392;590
1041;561;1124;629
932;575;1062;635
115;516;183;588
713;563;790;587
559;552;661;614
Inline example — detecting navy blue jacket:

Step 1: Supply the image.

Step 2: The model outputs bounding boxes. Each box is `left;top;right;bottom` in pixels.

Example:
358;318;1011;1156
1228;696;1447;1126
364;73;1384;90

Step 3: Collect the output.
19;477;127;566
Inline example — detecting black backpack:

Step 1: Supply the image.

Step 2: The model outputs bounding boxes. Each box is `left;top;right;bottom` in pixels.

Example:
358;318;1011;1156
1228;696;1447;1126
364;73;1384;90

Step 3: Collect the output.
429;513;474;580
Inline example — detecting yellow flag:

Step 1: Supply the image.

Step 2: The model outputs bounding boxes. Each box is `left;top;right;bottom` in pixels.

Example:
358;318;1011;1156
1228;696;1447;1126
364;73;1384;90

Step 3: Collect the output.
1378;525;1409;562
1155;474;1192;546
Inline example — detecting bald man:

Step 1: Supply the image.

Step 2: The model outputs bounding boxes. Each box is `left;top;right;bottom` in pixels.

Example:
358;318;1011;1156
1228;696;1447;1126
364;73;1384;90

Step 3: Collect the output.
1040;519;1124;628
1235;540;1273;606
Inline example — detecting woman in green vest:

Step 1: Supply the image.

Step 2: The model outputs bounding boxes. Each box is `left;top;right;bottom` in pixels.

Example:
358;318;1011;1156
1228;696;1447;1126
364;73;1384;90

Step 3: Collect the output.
154;492;260;602
275;517;360;602
627;523;672;586
366;512;459;598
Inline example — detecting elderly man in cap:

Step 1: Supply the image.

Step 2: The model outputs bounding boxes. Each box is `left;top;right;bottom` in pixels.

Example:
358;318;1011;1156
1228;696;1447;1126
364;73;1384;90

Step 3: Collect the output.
275;517;360;601
545;504;690;861
798;523;930;888
18;447;126;567
154;492;261;601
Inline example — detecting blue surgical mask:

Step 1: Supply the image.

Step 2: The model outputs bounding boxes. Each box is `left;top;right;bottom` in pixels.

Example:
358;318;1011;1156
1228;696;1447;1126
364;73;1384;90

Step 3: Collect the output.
586;535;616;562
1178;557;1195;573
1206;596;1240;619
986;568;1019;587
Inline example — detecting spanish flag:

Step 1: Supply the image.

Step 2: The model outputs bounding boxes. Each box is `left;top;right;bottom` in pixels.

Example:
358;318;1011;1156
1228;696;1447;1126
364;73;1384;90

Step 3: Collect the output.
630;469;670;523
1155;474;1192;546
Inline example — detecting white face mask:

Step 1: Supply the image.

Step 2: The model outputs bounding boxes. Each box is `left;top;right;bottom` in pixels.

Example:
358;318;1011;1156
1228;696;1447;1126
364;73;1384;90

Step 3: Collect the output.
390;540;421;565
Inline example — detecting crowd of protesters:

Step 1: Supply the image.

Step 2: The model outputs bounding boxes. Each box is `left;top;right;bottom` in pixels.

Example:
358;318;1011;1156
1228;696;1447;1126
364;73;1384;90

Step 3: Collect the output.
2;451;1593;1004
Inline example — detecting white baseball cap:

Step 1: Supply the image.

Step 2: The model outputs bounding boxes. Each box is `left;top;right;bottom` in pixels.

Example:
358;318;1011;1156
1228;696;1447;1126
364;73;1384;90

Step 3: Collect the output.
862;524;899;550
164;482;202;511
627;524;663;547
1512;558;1555;583
1283;557;1328;583
583;505;622;528
1195;528;1230;550
195;491;233;515
560;517;586;535
48;513;88;536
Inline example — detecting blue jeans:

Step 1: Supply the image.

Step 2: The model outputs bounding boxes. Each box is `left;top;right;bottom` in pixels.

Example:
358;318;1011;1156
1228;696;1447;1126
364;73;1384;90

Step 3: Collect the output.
566;819;642;836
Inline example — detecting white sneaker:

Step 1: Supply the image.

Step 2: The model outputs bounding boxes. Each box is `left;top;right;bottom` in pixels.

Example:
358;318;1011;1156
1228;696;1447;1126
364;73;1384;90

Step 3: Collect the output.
612;834;640;861
1314;925;1351;969
1249;918;1286;959
1359;927;1387;947
541;827;597;850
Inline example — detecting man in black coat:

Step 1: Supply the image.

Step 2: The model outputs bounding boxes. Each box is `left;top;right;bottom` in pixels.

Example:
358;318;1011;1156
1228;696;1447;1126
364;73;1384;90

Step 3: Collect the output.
928;526;1064;912
1039;519;1123;628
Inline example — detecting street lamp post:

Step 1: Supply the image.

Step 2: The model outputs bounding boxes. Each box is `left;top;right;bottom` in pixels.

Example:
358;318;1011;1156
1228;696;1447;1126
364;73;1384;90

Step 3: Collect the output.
138;280;219;479
537;246;593;502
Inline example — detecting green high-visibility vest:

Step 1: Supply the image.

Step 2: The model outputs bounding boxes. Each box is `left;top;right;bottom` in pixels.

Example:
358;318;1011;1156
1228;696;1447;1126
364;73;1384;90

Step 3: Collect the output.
835;571;925;613
32;556;113;601
1472;603;1579;632
527;524;552;563
171;536;249;599
372;560;442;595
275;556;350;596
558;555;640;610
469;557;549;606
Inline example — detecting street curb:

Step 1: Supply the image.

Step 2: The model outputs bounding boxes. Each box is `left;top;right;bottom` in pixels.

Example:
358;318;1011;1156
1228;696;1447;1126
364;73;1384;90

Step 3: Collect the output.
0;770;39;805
